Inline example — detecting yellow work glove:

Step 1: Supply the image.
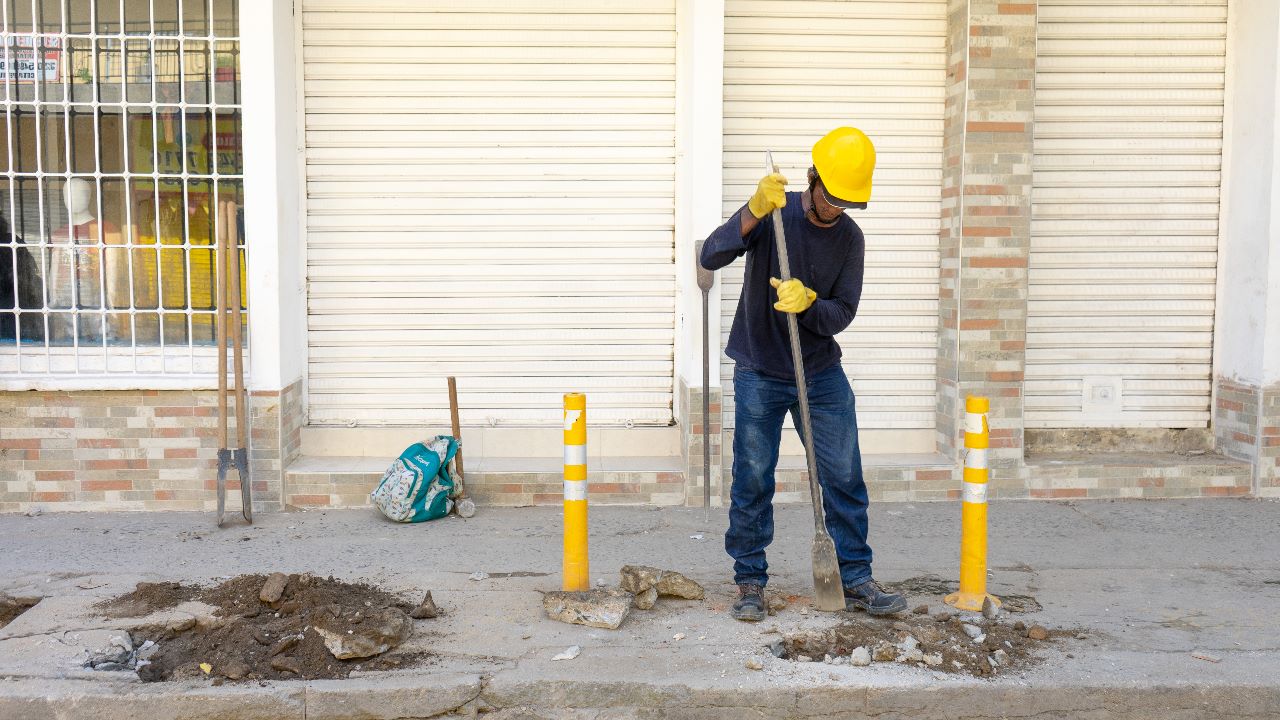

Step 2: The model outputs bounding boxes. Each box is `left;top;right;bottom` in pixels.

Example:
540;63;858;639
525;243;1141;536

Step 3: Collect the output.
747;173;788;219
770;277;817;314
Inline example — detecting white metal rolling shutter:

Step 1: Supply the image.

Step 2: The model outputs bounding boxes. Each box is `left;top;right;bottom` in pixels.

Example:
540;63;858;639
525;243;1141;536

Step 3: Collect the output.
302;1;676;426
1028;0;1226;428
721;0;945;432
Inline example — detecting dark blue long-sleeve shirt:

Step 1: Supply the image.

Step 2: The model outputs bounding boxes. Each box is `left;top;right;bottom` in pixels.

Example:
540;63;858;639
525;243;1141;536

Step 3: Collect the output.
700;193;865;381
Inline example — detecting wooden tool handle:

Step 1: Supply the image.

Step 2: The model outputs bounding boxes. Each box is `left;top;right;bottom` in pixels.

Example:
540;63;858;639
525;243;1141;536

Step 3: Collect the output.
215;200;228;449
448;376;464;478
226;201;248;448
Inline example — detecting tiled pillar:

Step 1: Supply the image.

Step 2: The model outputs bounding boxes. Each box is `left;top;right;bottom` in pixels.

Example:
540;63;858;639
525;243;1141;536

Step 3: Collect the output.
936;0;1036;485
674;0;725;504
1214;0;1280;496
680;378;724;507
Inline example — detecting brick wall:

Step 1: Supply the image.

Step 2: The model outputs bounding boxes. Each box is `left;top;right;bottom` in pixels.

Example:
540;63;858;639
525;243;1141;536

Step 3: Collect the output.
1263;386;1280;495
1213;377;1280;497
936;0;1034;479
0;379;302;512
679;377;723;507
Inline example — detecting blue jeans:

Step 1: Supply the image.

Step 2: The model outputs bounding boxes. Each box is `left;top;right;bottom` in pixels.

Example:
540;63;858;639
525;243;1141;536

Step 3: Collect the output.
727;365;872;588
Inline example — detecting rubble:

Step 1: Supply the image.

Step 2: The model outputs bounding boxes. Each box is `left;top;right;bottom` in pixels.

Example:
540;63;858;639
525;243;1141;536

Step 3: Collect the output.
259;573;289;605
313;607;412;659
543;588;633;630
632;586;659;610
849;647;871;666
552;646;581;661
1027;625;1049;641
780;616;1075;677
618;566;706;600
409;591;439;619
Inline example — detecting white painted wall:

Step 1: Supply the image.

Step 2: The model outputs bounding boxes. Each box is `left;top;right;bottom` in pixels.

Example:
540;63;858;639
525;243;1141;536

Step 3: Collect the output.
674;0;726;397
241;0;305;392
1217;0;1280;387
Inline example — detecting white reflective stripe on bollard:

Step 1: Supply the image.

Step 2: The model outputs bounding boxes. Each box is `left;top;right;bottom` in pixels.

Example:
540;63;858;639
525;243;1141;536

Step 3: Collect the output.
962;481;988;505
563;480;587;501
964;448;988;469
564;444;587;467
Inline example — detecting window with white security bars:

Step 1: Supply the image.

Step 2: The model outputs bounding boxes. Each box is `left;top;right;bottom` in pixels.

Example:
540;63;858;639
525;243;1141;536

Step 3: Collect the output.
0;0;242;386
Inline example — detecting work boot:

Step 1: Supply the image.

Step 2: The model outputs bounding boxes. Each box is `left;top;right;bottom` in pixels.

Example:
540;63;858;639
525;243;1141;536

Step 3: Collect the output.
731;583;767;622
844;579;908;616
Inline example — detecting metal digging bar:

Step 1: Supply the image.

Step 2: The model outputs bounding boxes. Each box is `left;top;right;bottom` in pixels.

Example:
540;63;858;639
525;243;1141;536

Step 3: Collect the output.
765;150;845;612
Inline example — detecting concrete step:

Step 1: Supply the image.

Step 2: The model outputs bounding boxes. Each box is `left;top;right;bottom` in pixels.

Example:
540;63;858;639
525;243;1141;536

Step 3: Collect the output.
1021;451;1253;500
284;453;958;508
285;454;688;509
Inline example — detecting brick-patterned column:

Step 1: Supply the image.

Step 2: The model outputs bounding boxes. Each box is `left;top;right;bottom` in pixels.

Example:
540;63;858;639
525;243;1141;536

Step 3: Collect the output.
936;0;1035;484
680;377;723;507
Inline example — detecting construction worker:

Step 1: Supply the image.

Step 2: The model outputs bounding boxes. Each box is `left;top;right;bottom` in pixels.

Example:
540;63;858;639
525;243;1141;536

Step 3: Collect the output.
699;127;907;621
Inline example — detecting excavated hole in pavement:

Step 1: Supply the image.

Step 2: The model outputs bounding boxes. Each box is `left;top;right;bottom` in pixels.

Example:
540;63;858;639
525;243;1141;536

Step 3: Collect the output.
776;577;1070;677
0;594;39;630
95;575;432;682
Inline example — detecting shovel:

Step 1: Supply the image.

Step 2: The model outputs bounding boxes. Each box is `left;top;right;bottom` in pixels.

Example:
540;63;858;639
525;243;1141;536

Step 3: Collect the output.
765;151;845;612
215;199;251;526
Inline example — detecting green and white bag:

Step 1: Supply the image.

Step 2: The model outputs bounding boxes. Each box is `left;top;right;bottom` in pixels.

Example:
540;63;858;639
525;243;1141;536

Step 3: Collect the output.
370;435;459;523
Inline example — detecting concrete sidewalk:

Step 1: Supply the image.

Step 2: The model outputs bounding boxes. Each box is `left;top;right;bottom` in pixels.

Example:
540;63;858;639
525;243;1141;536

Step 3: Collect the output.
1;498;1279;719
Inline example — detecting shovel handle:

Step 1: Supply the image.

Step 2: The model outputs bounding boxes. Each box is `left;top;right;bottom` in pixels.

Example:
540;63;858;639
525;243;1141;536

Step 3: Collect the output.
765;151;829;536
448;376;464;478
215;200;228;450
226;201;248;449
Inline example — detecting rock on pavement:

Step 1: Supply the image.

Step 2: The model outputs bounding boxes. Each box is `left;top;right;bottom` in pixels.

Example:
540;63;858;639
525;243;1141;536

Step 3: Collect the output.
618;566;705;600
543;589;633;630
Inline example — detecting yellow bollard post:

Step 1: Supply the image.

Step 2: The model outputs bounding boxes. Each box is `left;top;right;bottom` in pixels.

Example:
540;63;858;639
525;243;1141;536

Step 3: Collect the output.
562;393;589;591
945;395;1001;612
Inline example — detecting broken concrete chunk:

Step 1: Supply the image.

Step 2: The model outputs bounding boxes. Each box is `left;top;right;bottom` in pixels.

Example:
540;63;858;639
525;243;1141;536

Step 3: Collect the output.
270;656;301;675
618;566;705;600
543;588;633;630
982;596;999;620
632;586;658;611
314;608;412;659
259;573;289;605
410;590;439;619
552;645;581;661
961;623;984;639
745;657;763;670
923;653;944;667
849;647;872;667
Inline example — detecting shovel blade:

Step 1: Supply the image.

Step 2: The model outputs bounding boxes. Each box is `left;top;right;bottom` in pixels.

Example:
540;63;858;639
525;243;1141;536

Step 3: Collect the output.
812;533;846;612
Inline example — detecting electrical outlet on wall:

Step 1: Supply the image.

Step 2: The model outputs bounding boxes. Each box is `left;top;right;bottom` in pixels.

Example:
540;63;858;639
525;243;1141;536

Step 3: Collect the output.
1081;376;1122;417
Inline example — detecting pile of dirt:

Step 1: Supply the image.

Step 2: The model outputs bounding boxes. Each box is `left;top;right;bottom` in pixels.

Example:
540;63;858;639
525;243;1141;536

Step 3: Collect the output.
95;582;198;618
780;610;1073;677
101;574;430;682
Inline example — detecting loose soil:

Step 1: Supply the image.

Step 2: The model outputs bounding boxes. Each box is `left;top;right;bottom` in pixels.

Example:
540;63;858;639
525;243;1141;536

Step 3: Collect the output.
95;582;198;618
100;574;430;682
0;594;39;630
782;612;1074;677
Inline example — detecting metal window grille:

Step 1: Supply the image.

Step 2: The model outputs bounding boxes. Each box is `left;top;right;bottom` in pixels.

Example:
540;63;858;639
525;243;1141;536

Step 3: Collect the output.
1;0;241;386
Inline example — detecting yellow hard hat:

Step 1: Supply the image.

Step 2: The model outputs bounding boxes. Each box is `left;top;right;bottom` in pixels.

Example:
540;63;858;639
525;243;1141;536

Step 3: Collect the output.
812;127;876;206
